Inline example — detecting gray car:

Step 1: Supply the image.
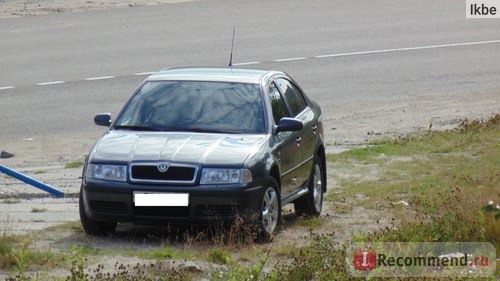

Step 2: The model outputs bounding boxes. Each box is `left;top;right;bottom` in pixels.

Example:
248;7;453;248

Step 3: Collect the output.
79;67;326;238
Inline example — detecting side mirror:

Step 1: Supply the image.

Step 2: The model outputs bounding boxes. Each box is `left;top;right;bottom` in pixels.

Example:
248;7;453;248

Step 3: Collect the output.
94;113;112;127
275;117;303;134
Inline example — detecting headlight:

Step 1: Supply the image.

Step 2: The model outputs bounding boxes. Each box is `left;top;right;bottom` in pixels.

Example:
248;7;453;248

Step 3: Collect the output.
86;164;127;182
200;168;252;184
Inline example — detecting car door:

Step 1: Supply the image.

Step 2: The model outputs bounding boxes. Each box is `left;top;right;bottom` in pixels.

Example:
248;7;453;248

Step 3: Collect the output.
275;78;315;189
267;81;303;197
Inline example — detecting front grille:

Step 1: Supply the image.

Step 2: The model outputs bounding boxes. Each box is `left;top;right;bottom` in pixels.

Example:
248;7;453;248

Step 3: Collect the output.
90;200;128;215
130;163;198;184
133;207;190;218
195;205;238;218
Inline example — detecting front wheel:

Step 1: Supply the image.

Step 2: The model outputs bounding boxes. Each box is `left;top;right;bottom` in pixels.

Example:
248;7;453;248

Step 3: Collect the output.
294;155;324;216
79;187;117;236
260;178;281;239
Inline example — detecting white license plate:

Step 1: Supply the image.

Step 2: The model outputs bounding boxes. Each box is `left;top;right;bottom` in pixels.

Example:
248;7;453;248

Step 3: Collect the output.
133;192;189;207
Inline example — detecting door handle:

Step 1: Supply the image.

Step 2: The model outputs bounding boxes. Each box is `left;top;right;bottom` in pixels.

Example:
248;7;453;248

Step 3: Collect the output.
312;124;317;134
296;137;302;146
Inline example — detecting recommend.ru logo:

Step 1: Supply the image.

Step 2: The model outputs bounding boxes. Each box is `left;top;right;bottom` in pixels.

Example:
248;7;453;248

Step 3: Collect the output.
347;242;496;278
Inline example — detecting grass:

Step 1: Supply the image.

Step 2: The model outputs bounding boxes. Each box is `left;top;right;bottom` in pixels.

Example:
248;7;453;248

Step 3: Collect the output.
293;215;325;228
0;234;65;272
273;243;297;258
2;114;499;280
44;221;83;232
208;248;231;264
64;160;84;169
134;246;192;261
330;115;499;244
2;199;20;204
30;208;47;213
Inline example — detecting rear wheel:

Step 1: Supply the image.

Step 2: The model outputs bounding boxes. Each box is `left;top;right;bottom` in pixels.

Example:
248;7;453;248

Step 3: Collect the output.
294;154;324;216
260;178;281;239
79;188;117;236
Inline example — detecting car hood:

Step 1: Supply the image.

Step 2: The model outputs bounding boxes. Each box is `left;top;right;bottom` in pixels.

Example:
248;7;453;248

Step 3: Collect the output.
89;131;267;166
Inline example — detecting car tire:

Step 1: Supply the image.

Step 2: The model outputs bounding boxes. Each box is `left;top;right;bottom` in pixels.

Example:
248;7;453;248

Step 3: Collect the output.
294;154;324;216
260;177;281;239
79;188;117;236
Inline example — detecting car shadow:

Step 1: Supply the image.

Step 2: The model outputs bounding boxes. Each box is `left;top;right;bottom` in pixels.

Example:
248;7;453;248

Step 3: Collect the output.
72;220;267;250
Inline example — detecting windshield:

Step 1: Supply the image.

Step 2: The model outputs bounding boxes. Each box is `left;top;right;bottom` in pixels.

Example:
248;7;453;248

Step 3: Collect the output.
114;81;266;134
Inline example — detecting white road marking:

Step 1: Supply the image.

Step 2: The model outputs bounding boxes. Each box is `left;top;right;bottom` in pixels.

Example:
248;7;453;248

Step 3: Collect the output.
8;39;500;89
134;72;155;76
273;57;307;62
36;81;64;86
315;39;500;59
85;76;115;81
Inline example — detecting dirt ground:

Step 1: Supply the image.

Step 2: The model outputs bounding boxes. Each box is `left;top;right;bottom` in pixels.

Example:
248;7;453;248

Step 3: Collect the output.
0;0;200;18
1;1;499;279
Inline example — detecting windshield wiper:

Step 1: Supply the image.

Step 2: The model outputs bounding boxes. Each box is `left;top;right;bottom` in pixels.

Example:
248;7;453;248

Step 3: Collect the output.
114;125;242;134
113;125;162;131
184;127;242;134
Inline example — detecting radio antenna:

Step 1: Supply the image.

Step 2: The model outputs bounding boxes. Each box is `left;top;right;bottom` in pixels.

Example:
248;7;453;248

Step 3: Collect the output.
228;29;235;67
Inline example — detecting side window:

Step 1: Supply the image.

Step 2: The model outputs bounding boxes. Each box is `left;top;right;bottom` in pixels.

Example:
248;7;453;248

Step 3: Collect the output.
276;78;307;117
268;82;288;124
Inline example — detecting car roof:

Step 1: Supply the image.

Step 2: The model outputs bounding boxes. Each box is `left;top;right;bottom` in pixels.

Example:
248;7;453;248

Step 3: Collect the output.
146;67;283;84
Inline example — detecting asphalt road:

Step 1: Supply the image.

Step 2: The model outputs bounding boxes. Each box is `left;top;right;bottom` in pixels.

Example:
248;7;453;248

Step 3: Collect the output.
0;0;499;139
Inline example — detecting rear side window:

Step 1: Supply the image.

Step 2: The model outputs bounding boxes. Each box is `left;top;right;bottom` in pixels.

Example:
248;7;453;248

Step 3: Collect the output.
275;78;307;117
268;82;289;124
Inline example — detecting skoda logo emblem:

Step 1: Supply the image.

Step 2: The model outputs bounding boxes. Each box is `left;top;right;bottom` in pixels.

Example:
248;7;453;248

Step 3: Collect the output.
157;162;170;173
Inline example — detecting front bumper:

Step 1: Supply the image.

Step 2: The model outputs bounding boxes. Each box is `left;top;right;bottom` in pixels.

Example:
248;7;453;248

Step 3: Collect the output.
81;179;264;225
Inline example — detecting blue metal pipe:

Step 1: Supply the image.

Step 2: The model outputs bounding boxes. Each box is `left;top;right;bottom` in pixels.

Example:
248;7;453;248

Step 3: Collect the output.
0;164;64;198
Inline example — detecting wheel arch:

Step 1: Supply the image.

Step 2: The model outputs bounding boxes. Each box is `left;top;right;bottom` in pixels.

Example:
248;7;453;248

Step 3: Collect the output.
316;144;327;193
269;164;281;191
